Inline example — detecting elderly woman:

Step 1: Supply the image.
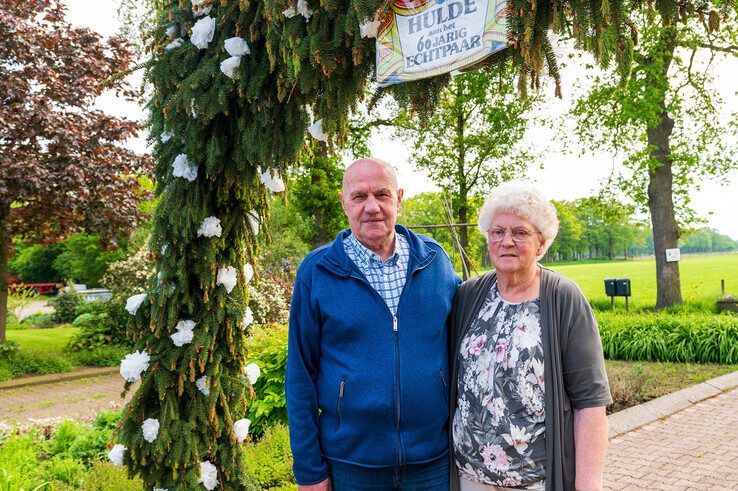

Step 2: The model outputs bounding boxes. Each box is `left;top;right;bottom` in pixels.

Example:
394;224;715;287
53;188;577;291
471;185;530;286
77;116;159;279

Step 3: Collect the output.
448;181;612;491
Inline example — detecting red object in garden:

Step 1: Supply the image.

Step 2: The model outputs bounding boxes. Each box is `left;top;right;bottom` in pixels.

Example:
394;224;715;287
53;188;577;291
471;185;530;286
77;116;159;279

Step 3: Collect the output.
8;282;62;295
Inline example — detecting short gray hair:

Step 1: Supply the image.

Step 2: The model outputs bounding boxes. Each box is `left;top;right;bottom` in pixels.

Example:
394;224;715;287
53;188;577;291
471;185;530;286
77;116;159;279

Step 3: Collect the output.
477;181;559;256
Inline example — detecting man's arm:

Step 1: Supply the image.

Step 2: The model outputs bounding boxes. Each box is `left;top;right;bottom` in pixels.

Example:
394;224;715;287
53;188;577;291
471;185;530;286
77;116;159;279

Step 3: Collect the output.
286;276;330;485
573;406;608;491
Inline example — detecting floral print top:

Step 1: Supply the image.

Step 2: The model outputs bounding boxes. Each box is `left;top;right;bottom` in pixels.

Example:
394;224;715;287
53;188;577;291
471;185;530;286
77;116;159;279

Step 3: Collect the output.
453;281;546;489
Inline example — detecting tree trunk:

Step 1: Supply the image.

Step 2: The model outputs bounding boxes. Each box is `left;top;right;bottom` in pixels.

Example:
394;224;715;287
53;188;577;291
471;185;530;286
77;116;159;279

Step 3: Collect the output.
646;27;682;309
0;202;10;343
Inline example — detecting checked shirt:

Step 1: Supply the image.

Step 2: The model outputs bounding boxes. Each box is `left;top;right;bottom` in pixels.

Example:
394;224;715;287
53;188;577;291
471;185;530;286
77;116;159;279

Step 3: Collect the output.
343;232;410;315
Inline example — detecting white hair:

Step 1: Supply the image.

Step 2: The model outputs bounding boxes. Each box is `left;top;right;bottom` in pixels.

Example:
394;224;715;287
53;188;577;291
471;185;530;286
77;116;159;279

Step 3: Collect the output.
477;180;559;257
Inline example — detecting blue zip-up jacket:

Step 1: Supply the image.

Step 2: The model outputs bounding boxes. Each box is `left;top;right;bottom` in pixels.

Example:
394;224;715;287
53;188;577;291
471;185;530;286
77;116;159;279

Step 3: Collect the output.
286;226;461;485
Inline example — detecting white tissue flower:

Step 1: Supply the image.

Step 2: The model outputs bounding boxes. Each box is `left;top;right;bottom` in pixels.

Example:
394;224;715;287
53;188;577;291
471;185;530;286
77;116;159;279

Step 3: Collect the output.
172;153;198;182
165;38;184;50
166;25;177;37
217;265;238;293
244;362;260;385
197;216;222;237
246;210;260;235
108;444;126;466
224;37;250;56
360;19;381;38
219;55;241;79
171;319;196;347
161;243;169;255
243;263;254;284
308;119;328;141
241;307;254;330
120;350;150;382
196;375;210;396
199;460;218;490
191;16;216;49
160;131;173;143
233;418;251;443
192;0;212;16
297;0;312;19
142;418;160;443
125;293;147;316
283;6;296;17
260;168;286;193
190;98;197;118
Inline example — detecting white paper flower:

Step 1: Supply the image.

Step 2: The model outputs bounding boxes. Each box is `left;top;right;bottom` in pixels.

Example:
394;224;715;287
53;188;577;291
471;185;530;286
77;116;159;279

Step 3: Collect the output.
244;362;260;385
171;319;196;347
197;216;222;237
191;16;216;49
199;460;218;490
161;243;169;255
108;444;126;466
142;418;160;443
154;488;168;491
192;0;212;17
160;131;173;143
172;153;198;182
360;19;381;38
297;0;312;19
196;375;210;396
166;25;178;37
233;418;251;443
165;38;184;50
224;37;250;56
217;265;238;293
283;6;296;18
243;264;254;284
157;271;164;283
246;210;259;235
308;119;328;142
219;55;241;79
120;350;150;382
125;293;147;316
260;168;286;193
190;98;197;118
241;307;254;330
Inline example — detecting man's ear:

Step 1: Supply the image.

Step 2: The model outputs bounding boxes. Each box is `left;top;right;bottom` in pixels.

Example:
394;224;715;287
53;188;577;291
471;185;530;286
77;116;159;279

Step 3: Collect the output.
397;188;404;205
339;191;347;213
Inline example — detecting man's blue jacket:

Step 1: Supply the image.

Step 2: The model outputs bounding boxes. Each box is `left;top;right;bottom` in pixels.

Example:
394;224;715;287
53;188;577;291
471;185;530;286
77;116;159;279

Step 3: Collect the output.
285;226;461;485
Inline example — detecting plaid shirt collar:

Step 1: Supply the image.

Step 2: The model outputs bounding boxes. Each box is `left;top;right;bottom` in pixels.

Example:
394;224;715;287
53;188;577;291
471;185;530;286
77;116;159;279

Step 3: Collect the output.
345;232;407;269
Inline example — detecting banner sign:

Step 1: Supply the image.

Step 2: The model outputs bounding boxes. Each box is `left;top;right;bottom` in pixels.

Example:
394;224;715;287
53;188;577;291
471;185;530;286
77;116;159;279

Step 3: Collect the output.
376;0;508;87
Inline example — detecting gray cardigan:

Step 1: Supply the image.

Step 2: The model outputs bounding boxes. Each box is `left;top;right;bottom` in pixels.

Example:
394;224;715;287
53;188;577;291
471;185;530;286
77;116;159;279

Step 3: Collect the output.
448;268;612;491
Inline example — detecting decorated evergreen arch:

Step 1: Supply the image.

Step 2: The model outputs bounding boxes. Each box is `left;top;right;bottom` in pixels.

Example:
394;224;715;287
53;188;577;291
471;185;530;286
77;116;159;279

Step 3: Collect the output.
115;0;727;488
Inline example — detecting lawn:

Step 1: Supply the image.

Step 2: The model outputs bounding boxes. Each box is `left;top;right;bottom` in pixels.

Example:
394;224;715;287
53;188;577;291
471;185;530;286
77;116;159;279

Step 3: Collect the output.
6;327;79;355
542;253;738;309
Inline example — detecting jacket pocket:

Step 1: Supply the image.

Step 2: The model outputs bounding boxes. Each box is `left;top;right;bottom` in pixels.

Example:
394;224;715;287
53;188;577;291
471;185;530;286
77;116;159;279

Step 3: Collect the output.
438;370;448;406
336;376;347;429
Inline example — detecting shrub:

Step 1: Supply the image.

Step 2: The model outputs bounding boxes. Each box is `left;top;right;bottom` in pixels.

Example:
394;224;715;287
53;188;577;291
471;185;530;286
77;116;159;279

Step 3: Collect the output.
72;313;94;328
71;345;129;367
20;312;56;329
43;455;85;487
76;301;110;317
249;274;291;325
245;323;288;438
77;461;143;490
0;431;46;489
597;311;738;363
243;424;295;489
45;419;110;466
100;244;151;301
0;348;74;381
606;363;651;414
49;285;84;324
68;301;130;351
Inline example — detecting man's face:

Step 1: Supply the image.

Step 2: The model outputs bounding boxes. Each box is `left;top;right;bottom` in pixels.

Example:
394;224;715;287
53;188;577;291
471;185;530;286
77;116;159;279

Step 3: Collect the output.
340;161;404;252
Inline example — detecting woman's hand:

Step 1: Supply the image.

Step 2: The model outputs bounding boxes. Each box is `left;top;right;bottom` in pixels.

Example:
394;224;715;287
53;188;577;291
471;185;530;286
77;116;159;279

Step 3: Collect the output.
298;477;333;491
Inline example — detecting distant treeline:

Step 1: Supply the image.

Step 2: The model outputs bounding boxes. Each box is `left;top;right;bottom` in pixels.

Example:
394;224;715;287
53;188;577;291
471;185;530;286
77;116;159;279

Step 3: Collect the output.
399;192;737;270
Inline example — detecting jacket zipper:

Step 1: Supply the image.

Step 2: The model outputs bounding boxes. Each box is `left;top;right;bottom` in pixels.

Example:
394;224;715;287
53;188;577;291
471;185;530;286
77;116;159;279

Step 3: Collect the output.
337;377;346;428
347;254;435;467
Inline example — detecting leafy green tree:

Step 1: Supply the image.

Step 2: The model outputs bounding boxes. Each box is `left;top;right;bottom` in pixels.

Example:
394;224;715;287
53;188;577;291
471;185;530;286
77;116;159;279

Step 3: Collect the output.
397;67;537;277
52;234;126;287
572;5;738;307
547;201;584;261
8;242;64;283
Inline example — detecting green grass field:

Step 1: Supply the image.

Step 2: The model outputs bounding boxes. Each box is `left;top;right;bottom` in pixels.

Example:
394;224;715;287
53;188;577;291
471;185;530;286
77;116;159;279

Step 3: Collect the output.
541;253;738;309
7;327;79;355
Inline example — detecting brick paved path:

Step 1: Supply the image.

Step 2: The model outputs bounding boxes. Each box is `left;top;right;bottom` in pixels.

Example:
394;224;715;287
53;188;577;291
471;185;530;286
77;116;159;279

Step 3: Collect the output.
604;388;738;490
0;373;135;425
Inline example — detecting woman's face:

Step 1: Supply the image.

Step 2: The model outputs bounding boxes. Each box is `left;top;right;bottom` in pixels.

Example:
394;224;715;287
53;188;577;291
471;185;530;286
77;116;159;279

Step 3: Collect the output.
487;212;545;276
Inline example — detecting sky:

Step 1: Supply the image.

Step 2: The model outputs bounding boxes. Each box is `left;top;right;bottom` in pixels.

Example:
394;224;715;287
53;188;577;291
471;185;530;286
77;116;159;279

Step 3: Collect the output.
63;0;738;239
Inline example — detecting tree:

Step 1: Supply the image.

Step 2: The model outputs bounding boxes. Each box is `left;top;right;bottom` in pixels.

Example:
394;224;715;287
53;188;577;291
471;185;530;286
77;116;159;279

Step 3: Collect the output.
572;4;738;307
547;201;584;261
397;67;536;277
0;0;151;342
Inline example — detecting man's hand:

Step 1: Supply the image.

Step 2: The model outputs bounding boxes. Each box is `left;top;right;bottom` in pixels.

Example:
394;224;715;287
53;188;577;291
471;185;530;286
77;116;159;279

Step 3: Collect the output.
298;477;332;491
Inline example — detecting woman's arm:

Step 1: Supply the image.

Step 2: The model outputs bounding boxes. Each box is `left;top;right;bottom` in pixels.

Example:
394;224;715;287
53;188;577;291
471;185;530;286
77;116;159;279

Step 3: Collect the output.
573;406;608;491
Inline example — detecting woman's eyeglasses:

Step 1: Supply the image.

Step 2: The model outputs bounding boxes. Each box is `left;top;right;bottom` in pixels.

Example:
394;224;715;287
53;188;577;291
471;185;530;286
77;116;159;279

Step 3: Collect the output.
487;227;538;243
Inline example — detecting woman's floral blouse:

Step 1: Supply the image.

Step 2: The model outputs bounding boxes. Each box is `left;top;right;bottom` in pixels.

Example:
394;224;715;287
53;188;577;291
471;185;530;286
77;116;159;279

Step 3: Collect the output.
453;281;546;489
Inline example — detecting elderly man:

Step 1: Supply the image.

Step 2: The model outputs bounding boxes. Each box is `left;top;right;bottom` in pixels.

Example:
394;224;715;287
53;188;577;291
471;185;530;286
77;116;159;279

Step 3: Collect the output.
286;158;461;490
